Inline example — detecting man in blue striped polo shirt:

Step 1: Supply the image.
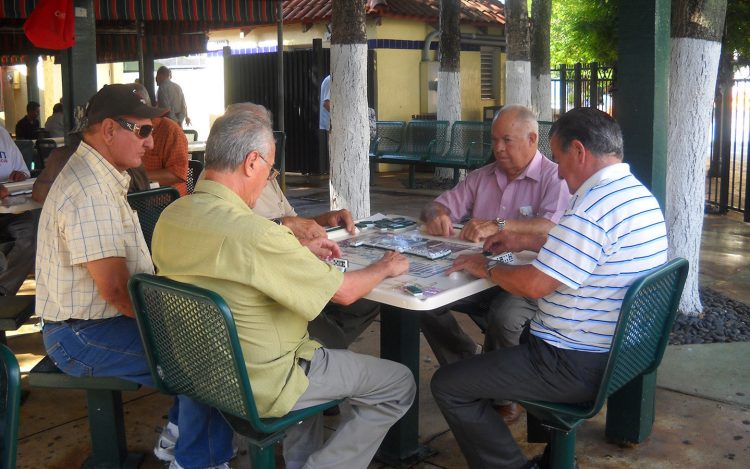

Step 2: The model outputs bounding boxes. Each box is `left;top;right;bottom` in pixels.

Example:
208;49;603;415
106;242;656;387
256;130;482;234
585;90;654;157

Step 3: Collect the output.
431;107;669;469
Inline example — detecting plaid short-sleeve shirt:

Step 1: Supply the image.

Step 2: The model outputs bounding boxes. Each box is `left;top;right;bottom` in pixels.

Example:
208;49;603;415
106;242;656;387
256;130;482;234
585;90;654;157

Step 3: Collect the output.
35;142;154;321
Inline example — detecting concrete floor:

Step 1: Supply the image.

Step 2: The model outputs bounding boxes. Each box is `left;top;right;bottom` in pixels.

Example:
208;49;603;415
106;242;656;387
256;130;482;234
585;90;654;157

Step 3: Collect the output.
7;171;750;468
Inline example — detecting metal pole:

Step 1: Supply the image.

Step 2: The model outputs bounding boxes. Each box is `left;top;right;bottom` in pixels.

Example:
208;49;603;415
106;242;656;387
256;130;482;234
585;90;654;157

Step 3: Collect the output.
277;0;286;191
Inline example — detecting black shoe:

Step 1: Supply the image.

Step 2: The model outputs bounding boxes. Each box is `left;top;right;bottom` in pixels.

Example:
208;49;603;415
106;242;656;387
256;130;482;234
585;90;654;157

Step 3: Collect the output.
323;404;340;416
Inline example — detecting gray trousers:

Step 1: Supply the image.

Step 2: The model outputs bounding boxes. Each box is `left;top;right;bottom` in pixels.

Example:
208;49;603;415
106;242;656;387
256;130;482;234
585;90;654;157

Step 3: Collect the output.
431;333;608;469
0;211;36;296
283;348;416;469
420;288;537;365
308;299;379;350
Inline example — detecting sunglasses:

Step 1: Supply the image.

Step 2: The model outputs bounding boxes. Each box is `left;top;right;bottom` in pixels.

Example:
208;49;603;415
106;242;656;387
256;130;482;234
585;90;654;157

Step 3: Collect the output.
257;153;280;181
114;118;154;139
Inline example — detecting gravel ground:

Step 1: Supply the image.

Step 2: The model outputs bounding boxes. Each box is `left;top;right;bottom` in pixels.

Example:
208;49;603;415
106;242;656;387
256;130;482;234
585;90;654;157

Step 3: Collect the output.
670;288;750;345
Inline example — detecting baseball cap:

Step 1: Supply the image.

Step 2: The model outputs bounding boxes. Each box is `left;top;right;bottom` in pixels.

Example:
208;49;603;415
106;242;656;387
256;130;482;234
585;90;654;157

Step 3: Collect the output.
84;84;167;128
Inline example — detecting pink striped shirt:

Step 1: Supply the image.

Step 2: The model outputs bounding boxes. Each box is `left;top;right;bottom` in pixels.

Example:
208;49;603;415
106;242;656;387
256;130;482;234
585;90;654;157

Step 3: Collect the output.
435;150;570;222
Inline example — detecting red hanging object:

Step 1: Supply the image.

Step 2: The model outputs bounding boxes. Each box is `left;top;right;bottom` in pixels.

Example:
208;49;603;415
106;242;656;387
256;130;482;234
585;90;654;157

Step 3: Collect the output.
23;0;76;50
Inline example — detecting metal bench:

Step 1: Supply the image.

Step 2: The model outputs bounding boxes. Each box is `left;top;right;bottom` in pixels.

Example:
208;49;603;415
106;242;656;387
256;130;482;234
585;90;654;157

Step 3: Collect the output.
424;121;492;185
520;258;689;469
28;356;144;469
376;120;449;188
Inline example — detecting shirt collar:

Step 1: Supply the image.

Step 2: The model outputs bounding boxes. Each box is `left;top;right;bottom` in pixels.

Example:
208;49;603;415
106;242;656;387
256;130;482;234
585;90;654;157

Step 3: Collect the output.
573;162;631;200
77;141;131;196
194;179;253;215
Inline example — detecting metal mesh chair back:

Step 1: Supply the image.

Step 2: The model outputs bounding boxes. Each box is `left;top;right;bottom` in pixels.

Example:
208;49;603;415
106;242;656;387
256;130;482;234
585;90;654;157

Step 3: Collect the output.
0;344;21;469
127;187;180;252
538;121;554;159
183;129;198;142
13;140;35;172
401;120;449;155
35;138;57;168
442;121;492;165
129;274;255;422
374;121;405;154
187;160;204;194
599;258;689;399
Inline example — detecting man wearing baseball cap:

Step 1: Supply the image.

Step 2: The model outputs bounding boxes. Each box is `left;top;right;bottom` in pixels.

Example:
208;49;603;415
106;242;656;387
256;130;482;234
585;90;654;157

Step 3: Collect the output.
35;84;234;468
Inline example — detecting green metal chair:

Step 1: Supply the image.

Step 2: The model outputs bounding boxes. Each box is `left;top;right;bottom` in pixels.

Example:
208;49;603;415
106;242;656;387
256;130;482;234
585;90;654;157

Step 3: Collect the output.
519;258;689;469
128;274;339;469
0;344;21;469
186;159;204;195
425;121;492;184
127;187;180;253
538;120;554;160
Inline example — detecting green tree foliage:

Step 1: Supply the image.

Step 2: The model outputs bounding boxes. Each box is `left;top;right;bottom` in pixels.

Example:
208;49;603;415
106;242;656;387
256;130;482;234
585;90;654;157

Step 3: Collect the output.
550;0;618;65
549;0;745;66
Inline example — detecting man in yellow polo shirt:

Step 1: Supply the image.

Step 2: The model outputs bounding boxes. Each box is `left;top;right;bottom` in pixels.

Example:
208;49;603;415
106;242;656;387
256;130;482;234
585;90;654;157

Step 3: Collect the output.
152;106;416;469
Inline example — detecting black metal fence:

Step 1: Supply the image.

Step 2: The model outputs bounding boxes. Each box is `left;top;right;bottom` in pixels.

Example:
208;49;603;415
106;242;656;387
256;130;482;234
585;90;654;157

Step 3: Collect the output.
551;62;615;117
706;77;750;217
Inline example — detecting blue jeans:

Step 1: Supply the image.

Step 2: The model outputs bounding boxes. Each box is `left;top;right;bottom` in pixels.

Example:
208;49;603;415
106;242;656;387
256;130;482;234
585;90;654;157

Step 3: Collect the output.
43;316;233;468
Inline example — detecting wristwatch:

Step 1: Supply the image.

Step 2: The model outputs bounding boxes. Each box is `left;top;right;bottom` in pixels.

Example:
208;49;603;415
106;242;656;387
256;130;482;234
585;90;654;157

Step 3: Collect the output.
495;218;506;231
271;218;283;225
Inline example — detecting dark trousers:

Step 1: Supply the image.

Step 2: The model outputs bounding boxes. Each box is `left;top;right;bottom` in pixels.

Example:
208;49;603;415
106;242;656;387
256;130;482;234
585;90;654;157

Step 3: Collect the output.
431;332;608;469
0;211;37;296
318;129;329;174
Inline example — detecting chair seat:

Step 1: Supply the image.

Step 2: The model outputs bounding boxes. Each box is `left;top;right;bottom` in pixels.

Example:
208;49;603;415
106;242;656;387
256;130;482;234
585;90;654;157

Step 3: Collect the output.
518;399;595;432
223;400;340;440
29;355;140;391
0;295;34;331
378;154;424;163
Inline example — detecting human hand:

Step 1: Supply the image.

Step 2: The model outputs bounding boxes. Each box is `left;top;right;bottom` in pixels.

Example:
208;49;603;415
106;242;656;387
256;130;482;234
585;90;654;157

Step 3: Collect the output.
8;171;28;182
459;218;498;243
447;253;490;279
283;216;327;240
375;251;409;277
320;209;355;234
0;185;8;199
300;237;342;259
423;214;454;237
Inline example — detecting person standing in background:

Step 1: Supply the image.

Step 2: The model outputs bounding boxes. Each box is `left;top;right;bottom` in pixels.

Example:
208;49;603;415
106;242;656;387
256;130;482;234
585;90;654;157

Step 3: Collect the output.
319;74;331;172
156;66;191;127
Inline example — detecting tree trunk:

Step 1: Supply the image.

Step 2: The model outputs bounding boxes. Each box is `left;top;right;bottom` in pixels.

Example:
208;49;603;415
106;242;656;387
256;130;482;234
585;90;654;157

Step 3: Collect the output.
530;0;552;121
667;0;728;315
435;0;462;182
505;0;531;107
330;0;370;218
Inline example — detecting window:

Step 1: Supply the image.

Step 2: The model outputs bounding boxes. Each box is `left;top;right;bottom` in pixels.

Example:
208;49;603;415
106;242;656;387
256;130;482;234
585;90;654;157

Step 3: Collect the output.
480;49;498;100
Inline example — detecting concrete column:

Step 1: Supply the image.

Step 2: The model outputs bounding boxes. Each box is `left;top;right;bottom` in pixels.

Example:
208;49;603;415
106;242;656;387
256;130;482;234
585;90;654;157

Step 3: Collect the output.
25;55;40;103
61;0;97;142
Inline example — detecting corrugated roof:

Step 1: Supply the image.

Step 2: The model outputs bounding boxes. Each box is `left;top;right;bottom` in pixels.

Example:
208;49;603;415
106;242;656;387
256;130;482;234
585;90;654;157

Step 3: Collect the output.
283;0;504;26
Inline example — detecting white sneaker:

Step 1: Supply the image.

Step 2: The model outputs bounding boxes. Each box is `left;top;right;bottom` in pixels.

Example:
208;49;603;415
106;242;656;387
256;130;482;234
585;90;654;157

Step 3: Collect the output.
154;423;179;462
169;461;231;469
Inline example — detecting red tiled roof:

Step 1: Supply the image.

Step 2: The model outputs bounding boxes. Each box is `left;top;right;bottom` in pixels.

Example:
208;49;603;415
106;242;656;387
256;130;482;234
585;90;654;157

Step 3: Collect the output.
283;0;505;26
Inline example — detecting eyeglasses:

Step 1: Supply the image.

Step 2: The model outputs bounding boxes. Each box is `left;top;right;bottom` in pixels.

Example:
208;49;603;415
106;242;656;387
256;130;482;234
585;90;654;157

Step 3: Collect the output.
114;118;154;139
257;152;280;181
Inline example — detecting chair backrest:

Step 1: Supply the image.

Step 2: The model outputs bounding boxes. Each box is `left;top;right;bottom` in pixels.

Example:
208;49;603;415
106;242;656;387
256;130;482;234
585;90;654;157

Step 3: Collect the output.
374;121;405;155
13;139;36;172
35;138;58;169
128;274;272;431
0;344;21;469
127;187;180;252
444;121;492;164
183;129;198;142
586;258;689;418
402;120;449;155
187;160;204;195
537;120;554;160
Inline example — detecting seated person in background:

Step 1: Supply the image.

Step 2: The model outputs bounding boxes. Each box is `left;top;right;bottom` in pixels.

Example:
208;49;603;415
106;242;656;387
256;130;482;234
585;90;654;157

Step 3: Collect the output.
418;105;570;365
225;103;374;351
0;126;35;297
431;107;669;469
152;106;416;469
133;84;189;195
15;101;40;140
44;103;65;138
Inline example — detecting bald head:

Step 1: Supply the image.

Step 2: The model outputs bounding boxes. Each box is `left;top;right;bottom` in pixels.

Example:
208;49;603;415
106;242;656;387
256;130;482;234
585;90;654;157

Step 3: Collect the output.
491;104;539;180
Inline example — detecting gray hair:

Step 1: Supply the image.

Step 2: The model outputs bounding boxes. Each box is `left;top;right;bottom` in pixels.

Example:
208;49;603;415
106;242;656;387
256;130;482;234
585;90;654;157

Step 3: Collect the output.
549;107;623;160
205;108;274;172
225;102;273;127
494;104;539;137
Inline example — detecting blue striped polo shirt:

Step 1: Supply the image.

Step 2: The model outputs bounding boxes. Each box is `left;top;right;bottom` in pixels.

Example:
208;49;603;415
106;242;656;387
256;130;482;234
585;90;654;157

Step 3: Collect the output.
530;163;668;352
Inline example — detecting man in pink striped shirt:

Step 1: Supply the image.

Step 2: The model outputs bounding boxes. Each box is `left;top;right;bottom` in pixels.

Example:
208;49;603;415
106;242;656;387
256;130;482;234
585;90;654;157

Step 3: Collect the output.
419;105;570;423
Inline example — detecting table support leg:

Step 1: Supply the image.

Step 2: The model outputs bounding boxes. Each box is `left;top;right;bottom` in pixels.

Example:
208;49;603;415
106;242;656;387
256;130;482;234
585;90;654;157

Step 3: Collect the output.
376;305;435;467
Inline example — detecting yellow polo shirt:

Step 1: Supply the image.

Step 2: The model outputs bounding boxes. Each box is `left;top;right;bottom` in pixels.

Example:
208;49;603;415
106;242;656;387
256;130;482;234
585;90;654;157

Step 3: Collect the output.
152;179;343;417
